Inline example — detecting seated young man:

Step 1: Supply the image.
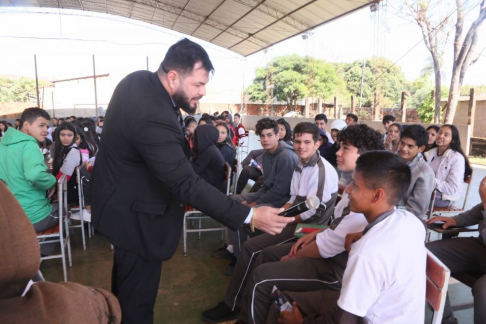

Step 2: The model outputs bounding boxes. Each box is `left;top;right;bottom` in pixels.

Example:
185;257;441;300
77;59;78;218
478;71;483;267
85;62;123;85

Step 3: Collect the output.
426;177;486;324
345;113;358;126
396;124;436;218
204;124;384;323
222;118;298;271
315;114;333;144
0;108;58;255
203;122;339;323
266;151;426;324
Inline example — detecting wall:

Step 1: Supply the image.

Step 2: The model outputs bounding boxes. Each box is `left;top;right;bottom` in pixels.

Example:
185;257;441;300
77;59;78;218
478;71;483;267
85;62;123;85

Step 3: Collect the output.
450;99;486;138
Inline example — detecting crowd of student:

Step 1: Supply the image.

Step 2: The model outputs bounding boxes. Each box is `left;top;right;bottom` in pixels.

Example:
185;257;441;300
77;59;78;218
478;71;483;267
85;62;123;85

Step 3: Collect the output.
1;106;485;324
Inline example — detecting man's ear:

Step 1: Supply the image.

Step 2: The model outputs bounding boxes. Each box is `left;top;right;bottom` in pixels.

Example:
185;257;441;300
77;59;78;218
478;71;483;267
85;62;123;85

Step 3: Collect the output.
372;188;386;204
418;145;426;153
166;70;179;87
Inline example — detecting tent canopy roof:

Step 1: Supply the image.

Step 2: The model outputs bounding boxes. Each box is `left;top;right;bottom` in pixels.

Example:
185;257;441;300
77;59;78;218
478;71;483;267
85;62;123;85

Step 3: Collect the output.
3;0;373;56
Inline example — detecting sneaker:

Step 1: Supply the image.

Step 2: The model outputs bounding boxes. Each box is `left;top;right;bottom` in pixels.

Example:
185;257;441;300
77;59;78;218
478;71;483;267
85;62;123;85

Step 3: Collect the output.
202;301;239;323
212;246;233;259
223;256;237;276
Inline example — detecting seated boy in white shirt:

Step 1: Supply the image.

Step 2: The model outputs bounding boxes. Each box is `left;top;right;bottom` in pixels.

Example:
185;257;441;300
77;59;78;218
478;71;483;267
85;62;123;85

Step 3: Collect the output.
270;151;427;324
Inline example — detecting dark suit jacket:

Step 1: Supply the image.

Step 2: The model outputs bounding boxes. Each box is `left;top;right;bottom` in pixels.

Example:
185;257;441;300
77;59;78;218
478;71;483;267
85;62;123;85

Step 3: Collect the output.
90;71;250;261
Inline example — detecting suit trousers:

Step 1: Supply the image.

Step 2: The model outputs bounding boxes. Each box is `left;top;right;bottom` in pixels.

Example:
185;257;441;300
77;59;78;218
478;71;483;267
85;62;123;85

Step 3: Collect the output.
112;246;163;324
426;237;486;324
240;243;347;324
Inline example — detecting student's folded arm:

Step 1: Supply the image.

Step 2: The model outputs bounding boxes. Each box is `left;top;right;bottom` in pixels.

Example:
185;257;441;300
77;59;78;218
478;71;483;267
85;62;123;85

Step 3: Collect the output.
22;142;56;190
453;203;485;227
133;120;249;229
255;156;296;205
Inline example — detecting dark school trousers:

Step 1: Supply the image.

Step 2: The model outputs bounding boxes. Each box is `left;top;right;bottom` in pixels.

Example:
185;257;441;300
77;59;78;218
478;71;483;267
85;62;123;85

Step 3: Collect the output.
236;166;262;194
427;237;486;324
240;243;347;324
112;246;163;324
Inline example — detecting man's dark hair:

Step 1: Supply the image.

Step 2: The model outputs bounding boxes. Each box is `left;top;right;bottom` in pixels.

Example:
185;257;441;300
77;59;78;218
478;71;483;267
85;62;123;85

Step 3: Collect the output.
337;124;385;154
198;115;213;125
355;151;411;205
382;115;395;125
70;116;76;120
315;114;328;123
159;38;214;77
216;115;226;122
255;118;279;136
400;124;428;148
58;118;65;122
19;107;50;130
15;118;21;122
346;113;358;123
234;113;241;118
293;122;319;142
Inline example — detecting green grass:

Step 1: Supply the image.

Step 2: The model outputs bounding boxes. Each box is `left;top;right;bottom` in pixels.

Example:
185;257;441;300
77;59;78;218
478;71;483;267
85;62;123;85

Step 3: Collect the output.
469;155;486;165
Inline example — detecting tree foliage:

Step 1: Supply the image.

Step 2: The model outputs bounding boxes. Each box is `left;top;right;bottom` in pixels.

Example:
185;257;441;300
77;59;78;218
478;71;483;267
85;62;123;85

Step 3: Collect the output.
0;77;50;102
246;55;345;105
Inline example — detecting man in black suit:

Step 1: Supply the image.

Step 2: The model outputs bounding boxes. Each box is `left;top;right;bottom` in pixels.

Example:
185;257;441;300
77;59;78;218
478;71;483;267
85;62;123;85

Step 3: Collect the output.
90;38;292;324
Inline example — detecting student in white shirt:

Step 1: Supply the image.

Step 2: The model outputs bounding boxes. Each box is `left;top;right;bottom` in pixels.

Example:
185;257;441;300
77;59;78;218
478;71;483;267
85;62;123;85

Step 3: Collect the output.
236;124;385;324
270;151;426;324
425;124;473;207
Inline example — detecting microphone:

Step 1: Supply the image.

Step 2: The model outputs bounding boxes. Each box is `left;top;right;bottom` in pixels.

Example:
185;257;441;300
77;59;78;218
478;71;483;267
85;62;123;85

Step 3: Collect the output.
278;196;321;217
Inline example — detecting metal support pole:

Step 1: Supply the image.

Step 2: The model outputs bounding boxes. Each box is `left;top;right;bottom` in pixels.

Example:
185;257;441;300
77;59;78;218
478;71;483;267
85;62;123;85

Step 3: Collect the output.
93;55;99;118
34;55;40;108
358;58;365;108
146;56;149;70
52;92;55;117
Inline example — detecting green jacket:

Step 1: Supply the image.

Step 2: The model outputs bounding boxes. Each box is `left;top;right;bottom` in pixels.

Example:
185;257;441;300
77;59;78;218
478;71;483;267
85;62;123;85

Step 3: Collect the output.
0;128;56;224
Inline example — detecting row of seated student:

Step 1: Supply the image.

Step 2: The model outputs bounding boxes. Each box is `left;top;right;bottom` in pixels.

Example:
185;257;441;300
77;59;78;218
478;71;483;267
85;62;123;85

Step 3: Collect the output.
381;114;472;209
202;120;443;323
0;108;100;257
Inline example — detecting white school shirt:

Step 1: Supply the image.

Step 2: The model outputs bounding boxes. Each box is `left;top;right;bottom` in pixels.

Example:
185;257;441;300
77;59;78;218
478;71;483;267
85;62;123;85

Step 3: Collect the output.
337;209;426;324
287;155;338;221
316;211;367;258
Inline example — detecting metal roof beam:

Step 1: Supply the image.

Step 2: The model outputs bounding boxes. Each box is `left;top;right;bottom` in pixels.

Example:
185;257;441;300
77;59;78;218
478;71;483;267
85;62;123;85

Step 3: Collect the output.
229;0;317;50
232;0;309;31
130;0;269;48
191;0;226;36
171;0;191;29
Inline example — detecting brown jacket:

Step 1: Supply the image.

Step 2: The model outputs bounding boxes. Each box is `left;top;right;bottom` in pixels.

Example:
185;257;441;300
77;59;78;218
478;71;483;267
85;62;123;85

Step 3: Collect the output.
0;181;121;324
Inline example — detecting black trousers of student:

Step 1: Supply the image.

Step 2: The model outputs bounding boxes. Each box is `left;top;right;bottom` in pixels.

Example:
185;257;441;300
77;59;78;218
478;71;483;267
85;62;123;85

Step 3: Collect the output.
236;166;262;194
426;237;486;324
112;246;163;324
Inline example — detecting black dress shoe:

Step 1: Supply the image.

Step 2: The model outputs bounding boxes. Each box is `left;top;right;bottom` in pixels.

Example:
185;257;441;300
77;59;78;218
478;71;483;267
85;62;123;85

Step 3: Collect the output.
202;301;239;323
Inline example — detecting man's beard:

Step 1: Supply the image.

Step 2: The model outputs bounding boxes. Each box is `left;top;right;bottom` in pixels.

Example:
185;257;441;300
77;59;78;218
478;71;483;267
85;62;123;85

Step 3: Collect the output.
173;86;199;114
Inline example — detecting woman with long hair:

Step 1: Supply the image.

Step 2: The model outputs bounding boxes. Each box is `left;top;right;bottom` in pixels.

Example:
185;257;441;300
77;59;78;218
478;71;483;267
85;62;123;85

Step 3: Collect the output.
215;122;236;174
386;123;402;154
425;124;473;207
0;121;8;139
277;118;293;145
72;119;98;157
425;125;440;152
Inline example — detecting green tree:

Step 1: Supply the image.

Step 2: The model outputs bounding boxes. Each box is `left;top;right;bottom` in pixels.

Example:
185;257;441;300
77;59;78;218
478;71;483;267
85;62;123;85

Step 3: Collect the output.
0;77;50;102
246;55;345;106
337;57;410;107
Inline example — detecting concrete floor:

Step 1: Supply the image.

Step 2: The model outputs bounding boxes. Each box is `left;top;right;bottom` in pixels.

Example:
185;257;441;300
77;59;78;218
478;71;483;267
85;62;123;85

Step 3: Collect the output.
40;164;486;324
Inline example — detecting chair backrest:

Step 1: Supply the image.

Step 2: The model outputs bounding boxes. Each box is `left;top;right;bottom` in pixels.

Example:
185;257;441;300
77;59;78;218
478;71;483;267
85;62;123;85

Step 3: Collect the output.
460;169;473;209
224;162;231;195
426;249;450;324
426;190;437;220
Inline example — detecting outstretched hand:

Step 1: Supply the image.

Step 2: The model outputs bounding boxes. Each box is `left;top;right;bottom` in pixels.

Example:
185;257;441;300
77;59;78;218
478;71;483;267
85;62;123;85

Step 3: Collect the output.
426;216;457;229
254;206;292;235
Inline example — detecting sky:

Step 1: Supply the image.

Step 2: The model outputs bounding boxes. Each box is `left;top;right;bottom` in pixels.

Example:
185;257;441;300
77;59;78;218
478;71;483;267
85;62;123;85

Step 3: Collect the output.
0;0;485;104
